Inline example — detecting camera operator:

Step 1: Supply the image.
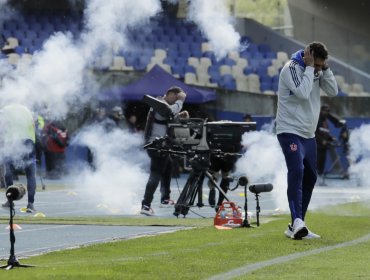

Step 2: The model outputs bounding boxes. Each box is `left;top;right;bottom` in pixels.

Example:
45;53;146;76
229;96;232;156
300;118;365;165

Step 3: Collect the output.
140;86;188;216
315;105;348;179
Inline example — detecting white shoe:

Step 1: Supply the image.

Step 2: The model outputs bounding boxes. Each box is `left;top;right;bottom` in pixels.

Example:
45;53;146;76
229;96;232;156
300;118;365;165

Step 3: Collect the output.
285;224;320;239
140;206;154;216
284;225;293;238
305;229;321;239
291;218;308;239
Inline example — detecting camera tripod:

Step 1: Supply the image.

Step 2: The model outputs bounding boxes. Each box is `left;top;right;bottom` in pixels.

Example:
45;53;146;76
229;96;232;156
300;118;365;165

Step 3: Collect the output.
173;151;231;217
0;198;34;270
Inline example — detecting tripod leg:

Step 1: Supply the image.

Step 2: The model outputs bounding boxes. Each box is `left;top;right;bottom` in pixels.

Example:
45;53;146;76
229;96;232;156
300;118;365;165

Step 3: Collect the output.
1;201;35;270
196;174;205;207
0;257;34;270
174;172;200;217
242;185;252;227
205;171;230;202
39;171;46;190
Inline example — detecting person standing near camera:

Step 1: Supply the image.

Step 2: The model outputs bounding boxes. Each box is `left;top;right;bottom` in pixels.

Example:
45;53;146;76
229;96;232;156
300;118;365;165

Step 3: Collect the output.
315;104;348;179
140;86;188;216
275;42;338;239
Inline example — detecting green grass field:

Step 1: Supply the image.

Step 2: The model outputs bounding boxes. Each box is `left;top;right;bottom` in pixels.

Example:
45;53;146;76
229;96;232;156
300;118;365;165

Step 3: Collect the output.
0;201;369;279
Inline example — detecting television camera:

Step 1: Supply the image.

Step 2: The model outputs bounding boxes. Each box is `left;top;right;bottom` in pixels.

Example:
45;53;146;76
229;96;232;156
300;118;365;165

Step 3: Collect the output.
142;95;256;217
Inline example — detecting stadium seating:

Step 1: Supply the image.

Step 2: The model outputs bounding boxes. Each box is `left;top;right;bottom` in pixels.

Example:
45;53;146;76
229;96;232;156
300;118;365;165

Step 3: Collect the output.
1;11;369;96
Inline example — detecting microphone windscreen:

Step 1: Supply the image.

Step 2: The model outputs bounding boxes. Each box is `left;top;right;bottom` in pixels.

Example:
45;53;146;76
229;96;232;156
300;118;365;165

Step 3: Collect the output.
249;183;273;194
238;176;248;186
6;183;26;201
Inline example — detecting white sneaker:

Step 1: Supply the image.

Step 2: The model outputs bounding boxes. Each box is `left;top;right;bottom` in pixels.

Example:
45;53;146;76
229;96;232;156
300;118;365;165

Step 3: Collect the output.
291;218;308;239
284;225;293;238
285;224;320;239
305;229;321;239
140;206;154;216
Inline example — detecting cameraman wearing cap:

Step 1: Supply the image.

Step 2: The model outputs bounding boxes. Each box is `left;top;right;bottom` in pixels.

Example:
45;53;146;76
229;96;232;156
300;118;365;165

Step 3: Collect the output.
140;86;188;216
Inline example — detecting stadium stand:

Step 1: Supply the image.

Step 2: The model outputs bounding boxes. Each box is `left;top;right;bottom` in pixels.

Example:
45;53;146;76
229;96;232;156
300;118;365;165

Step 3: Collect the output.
1;9;369;97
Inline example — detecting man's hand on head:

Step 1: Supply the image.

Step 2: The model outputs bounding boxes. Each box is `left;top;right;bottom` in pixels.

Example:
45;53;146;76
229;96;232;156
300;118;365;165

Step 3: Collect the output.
178;110;189;119
177;91;186;101
322;62;329;71
303;46;314;67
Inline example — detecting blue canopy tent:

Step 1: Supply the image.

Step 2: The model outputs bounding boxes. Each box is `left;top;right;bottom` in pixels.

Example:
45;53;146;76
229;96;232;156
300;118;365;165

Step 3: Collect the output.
101;65;216;104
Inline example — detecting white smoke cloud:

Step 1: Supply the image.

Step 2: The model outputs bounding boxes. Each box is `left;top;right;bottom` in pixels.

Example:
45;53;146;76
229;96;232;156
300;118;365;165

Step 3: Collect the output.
187;0;240;59
72;125;149;214
81;0;161;64
0;1;161;211
1;33;88;119
235;131;288;212
0;0;16;25
1;0;368;215
348;124;370;187
0;0;162;118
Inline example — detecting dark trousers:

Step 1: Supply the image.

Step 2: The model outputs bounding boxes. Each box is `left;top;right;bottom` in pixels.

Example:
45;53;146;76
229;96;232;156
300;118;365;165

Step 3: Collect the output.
35;140;44;168
317;145;344;176
142;150;172;208
4;140;37;204
209;177;230;208
208;156;235;208
277;133;317;225
316;146;327;175
45;151;65;179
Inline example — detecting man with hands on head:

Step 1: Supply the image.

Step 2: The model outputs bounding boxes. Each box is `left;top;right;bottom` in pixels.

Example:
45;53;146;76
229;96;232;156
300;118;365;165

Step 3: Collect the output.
141;86;188;216
275;42;338;239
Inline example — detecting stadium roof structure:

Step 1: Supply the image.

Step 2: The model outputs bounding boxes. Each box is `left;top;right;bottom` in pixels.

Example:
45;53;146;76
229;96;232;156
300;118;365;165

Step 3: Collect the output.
101;65;216;104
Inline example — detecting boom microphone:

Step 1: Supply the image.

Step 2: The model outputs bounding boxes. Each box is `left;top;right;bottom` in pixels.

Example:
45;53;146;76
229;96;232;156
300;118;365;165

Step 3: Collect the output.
6;184;26;201
249;183;273;194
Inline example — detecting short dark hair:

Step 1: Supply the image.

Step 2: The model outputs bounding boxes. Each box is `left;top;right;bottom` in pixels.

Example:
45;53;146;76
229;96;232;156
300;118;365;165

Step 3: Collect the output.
166;86;183;95
308;41;329;60
243;113;252;120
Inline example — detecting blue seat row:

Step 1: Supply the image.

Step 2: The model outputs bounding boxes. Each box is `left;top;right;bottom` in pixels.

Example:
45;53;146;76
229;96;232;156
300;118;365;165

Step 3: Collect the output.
1;13;283;93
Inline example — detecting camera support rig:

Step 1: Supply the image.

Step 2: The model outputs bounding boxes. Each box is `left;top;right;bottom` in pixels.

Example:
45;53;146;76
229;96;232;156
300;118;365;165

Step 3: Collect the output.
142;94;256;218
144;118;255;217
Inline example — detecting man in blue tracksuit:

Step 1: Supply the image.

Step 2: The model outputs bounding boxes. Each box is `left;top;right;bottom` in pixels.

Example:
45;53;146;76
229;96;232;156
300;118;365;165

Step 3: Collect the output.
276;42;338;239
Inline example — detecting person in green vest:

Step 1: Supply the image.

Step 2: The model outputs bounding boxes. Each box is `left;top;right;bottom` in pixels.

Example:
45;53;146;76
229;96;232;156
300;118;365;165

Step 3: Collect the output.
34;113;45;169
0;104;37;212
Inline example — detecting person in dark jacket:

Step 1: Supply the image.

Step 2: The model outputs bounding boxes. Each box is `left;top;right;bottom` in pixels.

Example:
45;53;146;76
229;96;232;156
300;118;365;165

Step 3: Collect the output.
315;105;347;178
44;120;68;179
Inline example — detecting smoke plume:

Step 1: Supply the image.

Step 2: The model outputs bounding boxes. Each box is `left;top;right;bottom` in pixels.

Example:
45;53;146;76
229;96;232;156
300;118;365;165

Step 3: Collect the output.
348;124;370;187
187;0;240;59
235;131;288;212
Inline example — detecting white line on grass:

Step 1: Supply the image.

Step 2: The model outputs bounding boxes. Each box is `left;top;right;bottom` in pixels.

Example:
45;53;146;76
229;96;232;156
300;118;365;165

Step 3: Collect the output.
208;233;370;280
